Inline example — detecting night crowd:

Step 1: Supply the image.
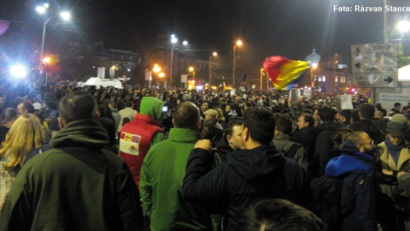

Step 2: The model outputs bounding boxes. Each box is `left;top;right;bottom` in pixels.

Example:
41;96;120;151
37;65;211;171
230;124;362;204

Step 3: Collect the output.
1;79;410;231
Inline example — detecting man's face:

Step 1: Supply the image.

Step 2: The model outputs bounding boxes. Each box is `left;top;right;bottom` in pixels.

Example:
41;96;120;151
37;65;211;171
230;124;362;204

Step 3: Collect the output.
17;103;26;115
297;116;309;130
358;134;375;154
388;133;404;146
227;125;245;150
201;103;208;112
225;106;231;113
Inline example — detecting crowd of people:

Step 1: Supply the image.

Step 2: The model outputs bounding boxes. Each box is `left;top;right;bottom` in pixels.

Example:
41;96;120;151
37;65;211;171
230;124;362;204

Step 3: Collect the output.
1;80;410;231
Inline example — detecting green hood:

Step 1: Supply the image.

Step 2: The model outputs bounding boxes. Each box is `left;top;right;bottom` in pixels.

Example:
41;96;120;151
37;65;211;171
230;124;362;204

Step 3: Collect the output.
140;97;164;121
50;119;109;149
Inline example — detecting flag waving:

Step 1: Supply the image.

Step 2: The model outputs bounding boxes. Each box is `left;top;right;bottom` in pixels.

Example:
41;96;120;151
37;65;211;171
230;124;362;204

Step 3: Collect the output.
263;56;310;90
241;74;248;86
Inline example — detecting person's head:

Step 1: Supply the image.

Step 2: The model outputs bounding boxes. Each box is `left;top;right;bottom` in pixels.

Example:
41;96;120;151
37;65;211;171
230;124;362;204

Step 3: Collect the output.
375;102;382;110
125;100;133;108
108;102;117;110
173;102;201;131
237;199;328;231
117;101;126;111
346;131;375;154
297;113;314;130
97;104;108;117
340;109;351;123
224;118;245;150
358;103;375;120
394;102;402;110
333;127;354;148
281;108;290;116
375;111;384;119
215;108;225;121
225;104;233;113
17;101;35;115
0;108;20;128
276;115;293;135
201;101;209;112
58;92;97;127
242;107;275;147
0;114;45;171
204;109;217;120
350;109;360;124
386;121;407;146
318;106;337;122
244;102;252;111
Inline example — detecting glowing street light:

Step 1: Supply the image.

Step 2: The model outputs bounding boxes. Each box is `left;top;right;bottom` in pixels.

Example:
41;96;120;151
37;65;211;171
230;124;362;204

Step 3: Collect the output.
312;63;318;69
36;4;71;81
43;57;51;64
182;40;188;46
170;34;188;86
209;51;218;86
398;20;410;33
153;64;161;73
189;66;195;79
233;40;243;88
10;65;27;78
158;72;165;78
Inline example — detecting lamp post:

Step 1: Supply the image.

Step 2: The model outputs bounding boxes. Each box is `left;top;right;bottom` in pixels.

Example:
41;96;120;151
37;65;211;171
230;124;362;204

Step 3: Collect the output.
43;57;50;84
209;51;217;86
189;66;195;79
36;4;70;79
311;63;318;88
169;34;188;87
233;40;242;89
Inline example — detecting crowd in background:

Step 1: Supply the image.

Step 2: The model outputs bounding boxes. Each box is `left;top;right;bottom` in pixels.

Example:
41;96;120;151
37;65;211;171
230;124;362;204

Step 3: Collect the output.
1;79;410;231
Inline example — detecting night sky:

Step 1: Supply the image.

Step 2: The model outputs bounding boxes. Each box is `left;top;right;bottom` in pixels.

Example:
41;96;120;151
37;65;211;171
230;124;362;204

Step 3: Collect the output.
1;0;409;64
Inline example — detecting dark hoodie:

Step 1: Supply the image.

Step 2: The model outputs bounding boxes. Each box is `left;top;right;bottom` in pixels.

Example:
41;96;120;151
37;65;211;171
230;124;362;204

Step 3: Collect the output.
215;136;233;162
316;121;343;172
183;145;313;231
325;141;377;231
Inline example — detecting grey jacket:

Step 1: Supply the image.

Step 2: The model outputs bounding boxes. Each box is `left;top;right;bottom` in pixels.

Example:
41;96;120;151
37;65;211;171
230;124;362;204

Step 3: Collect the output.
272;134;308;173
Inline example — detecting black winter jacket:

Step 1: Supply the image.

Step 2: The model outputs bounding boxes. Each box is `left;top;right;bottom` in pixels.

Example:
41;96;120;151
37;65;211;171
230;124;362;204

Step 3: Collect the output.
348;120;385;144
183;145;314;231
316;121;343;173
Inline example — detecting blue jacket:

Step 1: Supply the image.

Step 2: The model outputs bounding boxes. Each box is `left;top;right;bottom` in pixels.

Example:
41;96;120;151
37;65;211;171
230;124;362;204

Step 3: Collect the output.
326;141;377;231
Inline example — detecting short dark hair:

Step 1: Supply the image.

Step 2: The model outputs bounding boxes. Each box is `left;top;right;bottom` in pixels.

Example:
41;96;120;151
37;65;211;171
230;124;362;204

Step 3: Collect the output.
244;107;275;145
301;113;314;126
237;199;328;231
276;115;293;134
394;102;402;108
125;100;133;108
318;106;336;121
0;108;19;124
21;102;35;114
340;109;351;122
350;109;360;123
224;117;243;137
281;108;289;115
358;103;375;120
59;92;97;124
173;102;200;130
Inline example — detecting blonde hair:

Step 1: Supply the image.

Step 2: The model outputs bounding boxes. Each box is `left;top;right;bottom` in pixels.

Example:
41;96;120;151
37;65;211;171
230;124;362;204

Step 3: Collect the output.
215;108;225;121
0;114;45;171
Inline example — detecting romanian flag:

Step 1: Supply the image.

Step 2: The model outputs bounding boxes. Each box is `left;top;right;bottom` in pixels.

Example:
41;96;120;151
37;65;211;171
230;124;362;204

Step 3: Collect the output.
263;56;310;90
241;74;248;86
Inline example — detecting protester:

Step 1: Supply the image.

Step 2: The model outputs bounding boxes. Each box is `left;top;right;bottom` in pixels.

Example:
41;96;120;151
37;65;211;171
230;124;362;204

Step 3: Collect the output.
0;92;143;230
120;97;164;188
0;114;44;210
325;132;378;231
237;199;327;231
140;102;214;231
215;117;245;162
348;104;385;144
183;107;313;231
0;108;19;144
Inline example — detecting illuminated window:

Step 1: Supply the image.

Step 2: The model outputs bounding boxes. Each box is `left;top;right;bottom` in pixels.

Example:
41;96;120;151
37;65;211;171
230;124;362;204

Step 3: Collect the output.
314;75;317;81
323;76;326;82
318;76;322;82
335;76;338;83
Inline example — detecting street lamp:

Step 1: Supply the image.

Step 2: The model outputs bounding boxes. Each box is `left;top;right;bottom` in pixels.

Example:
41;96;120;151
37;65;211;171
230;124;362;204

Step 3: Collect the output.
169;35;188;87
158;72;165;78
153;64;161;73
397;20;410;33
233;40;243;88
189;66;195;79
209;51;217;86
36;4;70;79
311;63;318;88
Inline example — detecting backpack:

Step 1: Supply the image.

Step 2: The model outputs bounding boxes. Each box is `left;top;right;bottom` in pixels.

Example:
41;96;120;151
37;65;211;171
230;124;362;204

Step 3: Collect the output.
310;174;343;231
284;143;301;159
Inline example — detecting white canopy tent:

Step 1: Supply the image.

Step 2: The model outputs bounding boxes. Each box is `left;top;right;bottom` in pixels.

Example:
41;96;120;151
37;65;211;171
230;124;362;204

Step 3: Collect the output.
83;77;123;89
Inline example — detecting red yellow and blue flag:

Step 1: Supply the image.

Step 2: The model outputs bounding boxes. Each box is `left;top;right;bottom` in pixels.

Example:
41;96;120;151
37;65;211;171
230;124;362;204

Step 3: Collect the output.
263;56;310;90
241;74;248;86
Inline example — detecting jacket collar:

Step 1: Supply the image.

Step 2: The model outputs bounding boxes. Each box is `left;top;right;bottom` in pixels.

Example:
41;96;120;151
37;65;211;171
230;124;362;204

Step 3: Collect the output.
168;128;200;143
378;142;410;170
274;134;292;141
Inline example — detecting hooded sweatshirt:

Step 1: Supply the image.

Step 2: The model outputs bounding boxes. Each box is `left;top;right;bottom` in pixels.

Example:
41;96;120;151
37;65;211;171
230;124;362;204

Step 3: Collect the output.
183;145;313;231
138;97;164;145
0;119;143;231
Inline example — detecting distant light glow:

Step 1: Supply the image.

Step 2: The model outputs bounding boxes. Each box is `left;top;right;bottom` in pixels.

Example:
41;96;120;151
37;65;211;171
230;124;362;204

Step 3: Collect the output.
36;6;46;14
213;52;217;56
60;11;71;21
158;72;165;77
10;65;27;78
153;66;161;72
312;63;318;69
43;57;50;63
43;3;49;8
127;68;131;72
398;21;410;33
196;86;203;90
182;40;188;46
171;34;175;38
189;67;194;72
171;37;178;44
236;40;243;46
